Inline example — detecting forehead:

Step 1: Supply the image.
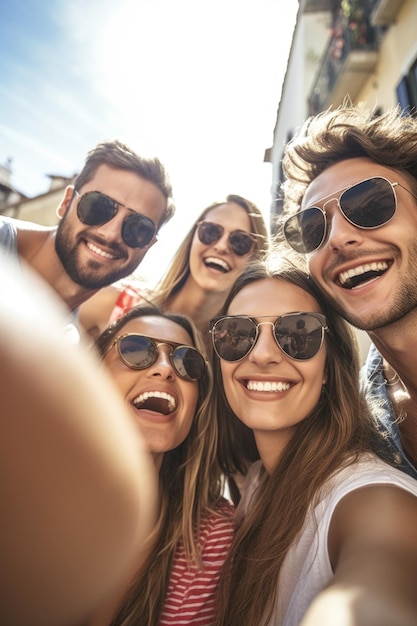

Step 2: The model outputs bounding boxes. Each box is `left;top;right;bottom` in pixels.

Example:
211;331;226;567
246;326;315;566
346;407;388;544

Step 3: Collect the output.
302;157;403;208
228;278;322;317
117;315;193;346
204;201;251;231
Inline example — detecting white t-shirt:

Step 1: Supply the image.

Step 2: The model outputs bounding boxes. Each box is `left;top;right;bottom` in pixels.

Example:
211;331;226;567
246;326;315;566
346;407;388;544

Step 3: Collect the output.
238;453;417;626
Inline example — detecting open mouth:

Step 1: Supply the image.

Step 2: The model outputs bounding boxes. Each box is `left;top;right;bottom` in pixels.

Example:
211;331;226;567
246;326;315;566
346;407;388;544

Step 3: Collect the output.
338;261;389;289
132;391;176;415
204;256;231;273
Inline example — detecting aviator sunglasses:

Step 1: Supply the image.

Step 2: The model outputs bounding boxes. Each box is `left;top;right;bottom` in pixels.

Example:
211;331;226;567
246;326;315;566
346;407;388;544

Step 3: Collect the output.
74;190;157;249
103;333;207;381
197;221;256;256
283;176;415;255
210;312;328;362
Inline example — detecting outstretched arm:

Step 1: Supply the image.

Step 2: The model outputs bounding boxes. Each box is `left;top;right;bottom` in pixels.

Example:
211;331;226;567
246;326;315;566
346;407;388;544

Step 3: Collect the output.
301;484;417;626
0;257;158;626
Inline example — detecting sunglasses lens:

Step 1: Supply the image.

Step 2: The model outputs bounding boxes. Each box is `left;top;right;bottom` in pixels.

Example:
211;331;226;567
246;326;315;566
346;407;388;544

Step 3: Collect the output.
118;335;156;369
229;232;254;256
283;207;326;254
122;213;156;249
275;314;324;360
77;192;116;226
341;177;396;228
197;221;222;245
172;346;206;380
211;317;256;361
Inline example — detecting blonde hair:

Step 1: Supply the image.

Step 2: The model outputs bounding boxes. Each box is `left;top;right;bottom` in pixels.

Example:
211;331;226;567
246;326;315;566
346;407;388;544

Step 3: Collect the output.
151;194;269;308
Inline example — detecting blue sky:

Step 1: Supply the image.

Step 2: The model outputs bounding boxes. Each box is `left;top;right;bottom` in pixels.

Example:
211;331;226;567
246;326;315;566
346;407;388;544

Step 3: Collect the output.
0;0;298;281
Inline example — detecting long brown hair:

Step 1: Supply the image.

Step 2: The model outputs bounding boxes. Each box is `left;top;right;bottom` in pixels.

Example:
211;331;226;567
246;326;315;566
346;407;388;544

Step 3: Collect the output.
213;258;383;626
96;305;224;625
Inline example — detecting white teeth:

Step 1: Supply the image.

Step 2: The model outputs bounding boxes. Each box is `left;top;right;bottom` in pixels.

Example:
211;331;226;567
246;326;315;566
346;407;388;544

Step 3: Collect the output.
204;256;231;271
133;390;176;412
87;242;116;259
247;381;290;392
339;261;388;285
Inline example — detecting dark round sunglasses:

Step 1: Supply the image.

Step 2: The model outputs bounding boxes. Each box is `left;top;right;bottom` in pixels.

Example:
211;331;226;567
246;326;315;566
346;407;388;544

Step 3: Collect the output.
210;313;328;362
75;190;157;249
283;176;409;254
103;333;207;381
197;221;255;256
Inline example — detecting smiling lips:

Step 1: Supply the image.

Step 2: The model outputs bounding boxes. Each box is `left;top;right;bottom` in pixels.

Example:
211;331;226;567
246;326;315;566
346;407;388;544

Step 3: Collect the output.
86;241;117;260
133;390;176;415
337;260;389;289
246;380;291;392
204;256;231;273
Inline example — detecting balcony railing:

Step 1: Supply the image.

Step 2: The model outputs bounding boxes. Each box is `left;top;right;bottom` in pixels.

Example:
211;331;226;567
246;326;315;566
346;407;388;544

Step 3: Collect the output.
308;1;381;115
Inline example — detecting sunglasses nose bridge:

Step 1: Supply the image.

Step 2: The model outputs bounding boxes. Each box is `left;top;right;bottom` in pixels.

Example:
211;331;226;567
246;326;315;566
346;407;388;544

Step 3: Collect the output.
145;344;176;379
249;322;284;361
212;228;232;252
93;204;128;240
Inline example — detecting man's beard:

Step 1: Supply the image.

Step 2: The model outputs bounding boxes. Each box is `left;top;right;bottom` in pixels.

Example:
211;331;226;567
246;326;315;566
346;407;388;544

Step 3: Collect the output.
55;217;136;290
324;284;417;332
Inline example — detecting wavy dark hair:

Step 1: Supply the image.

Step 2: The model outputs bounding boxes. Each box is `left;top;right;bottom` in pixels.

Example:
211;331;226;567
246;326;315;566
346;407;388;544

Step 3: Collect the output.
281;104;417;221
75;139;175;229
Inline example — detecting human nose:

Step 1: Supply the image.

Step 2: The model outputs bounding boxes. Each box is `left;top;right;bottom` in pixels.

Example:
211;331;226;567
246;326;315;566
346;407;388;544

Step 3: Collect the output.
148;346;176;380
95;208;127;244
324;202;365;252
212;230;231;254
247;324;283;364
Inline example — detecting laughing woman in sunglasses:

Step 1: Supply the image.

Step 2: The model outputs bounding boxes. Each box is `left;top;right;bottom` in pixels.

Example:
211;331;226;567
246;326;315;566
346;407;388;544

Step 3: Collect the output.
211;258;417;626
91;305;234;626
79;194;269;346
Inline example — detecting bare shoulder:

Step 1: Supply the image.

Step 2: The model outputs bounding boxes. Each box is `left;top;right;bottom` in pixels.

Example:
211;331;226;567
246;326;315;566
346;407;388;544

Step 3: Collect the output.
330;483;417;560
15;217;55;257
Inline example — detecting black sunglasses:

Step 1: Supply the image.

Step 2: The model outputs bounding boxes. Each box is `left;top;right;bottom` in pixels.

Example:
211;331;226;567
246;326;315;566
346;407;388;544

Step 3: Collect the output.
283;176;408;254
103;333;207;381
75;190;156;249
197;221;255;256
210;313;328;362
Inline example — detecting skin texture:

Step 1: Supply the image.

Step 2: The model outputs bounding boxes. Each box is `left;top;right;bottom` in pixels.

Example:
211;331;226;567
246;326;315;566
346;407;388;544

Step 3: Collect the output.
219;272;417;626
16;164;167;312
102;316;199;471
78;200;259;342
188;202;255;296
221;277;326;473
304;156;417;467
56;164;166;290
304;157;417;333
0;256;157;626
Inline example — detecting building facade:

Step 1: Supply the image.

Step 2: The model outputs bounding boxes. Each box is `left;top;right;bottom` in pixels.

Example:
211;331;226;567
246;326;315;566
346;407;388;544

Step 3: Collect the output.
269;0;417;227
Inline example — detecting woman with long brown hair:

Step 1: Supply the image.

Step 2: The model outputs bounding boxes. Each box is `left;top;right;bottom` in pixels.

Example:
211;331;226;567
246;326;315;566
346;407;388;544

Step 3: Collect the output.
92;304;234;625
211;258;417;626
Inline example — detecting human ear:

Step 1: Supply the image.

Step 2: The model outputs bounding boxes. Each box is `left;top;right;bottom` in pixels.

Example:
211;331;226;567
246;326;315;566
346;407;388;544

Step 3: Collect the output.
56;186;75;219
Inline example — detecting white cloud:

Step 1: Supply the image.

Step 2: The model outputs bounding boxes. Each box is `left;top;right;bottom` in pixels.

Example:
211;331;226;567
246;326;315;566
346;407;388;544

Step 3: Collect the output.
0;0;298;282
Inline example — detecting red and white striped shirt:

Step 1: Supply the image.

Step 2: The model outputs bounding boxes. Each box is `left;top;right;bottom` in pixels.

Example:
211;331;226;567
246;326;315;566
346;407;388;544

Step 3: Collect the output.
159;498;234;625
